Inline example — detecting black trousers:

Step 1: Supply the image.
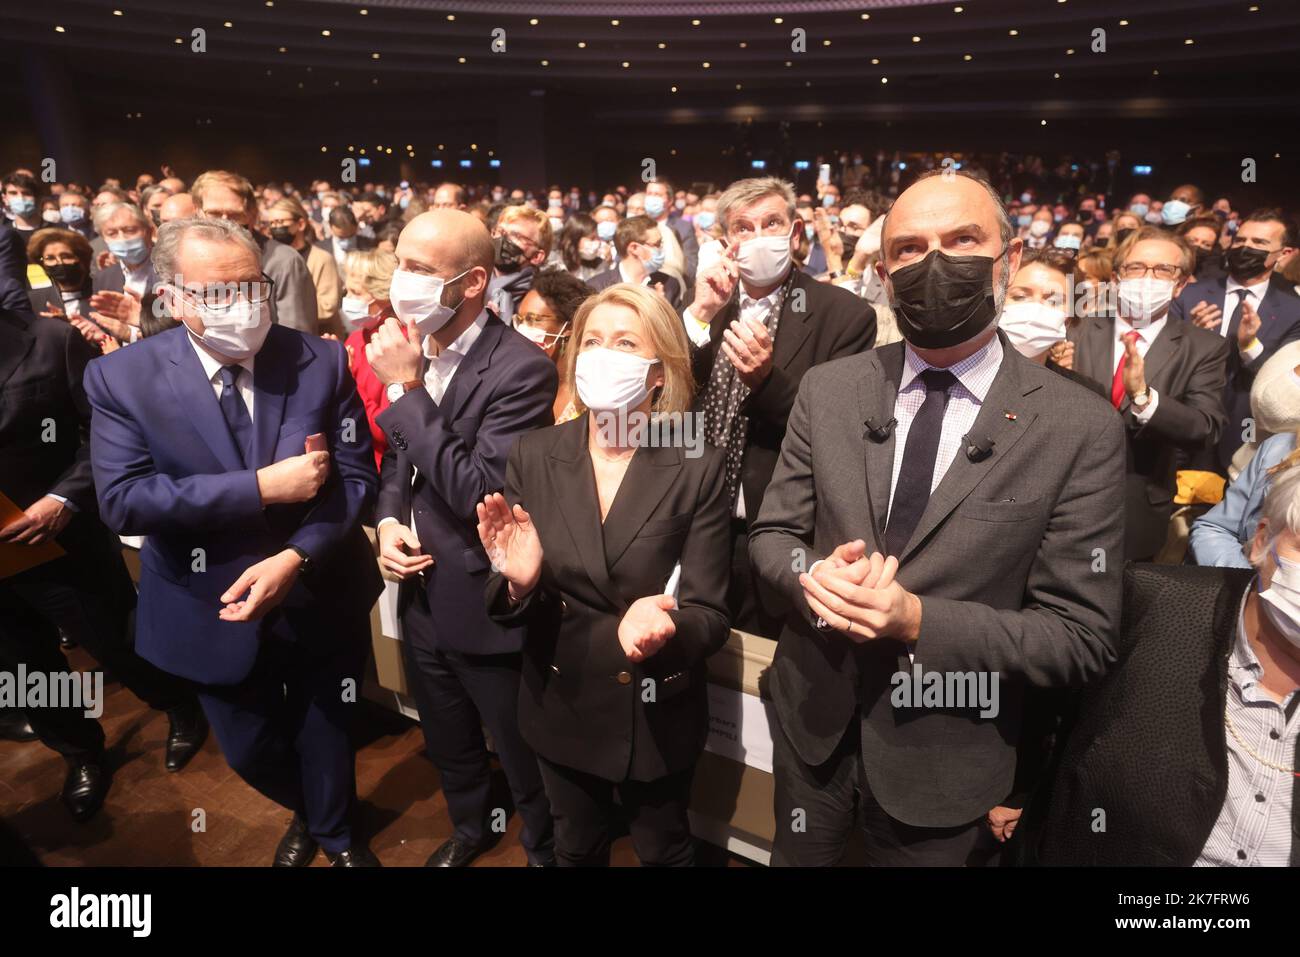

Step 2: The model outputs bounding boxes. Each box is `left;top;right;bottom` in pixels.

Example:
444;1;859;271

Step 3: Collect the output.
401;589;553;862
771;713;999;866
0;539;189;763
196;620;368;855
537;756;696;867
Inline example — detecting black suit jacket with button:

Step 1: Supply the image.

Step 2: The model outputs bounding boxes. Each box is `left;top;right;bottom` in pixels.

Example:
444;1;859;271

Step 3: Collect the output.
376;315;557;656
485;414;732;783
689;267;876;524
1068;314;1229;560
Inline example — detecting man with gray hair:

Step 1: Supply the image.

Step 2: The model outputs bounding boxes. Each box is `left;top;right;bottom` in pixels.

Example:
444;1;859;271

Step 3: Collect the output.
682;175;875;638
91;201;156;299
1030;460;1300;865
750;168;1124;864
86;216;384;866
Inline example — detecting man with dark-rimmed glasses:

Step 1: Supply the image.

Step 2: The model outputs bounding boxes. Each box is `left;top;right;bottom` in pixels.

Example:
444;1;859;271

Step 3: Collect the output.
85;216;384;866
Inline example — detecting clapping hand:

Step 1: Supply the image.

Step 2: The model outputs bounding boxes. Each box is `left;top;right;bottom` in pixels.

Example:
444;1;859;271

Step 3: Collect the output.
618;594;677;662
477;492;543;599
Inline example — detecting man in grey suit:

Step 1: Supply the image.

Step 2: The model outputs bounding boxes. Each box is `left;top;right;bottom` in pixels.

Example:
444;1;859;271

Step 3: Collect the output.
750;170;1126;865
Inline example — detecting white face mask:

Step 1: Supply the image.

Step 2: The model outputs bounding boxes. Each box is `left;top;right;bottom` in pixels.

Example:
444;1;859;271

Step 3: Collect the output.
1117;276;1175;328
999;300;1068;358
517;321;568;351
389;267;470;336
575;347;660;413
1259;546;1300;649
1028;219;1051;238
340;296;379;332
187;297;271;361
736;232;793;287
578;238;603;261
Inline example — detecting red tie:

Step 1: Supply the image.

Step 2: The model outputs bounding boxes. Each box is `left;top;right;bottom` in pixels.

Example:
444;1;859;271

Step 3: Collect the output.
1111;330;1140;408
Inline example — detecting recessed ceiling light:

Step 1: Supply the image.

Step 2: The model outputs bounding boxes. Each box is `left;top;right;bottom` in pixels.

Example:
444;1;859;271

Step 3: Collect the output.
112;8;123;15
738;41;746;48
540;59;548;65
1184;38;1195;44
871;57;880;64
670;85;678;92
773;17;783;24
223;20;233;27
359;8;368;14
1066;48;1075;54
1119;19;1129;25
735;83;742;90
173;37;182;44
823;39;831;46
861;12;871;18
529;18;538;25
702;61;710;68
1153;69;1160;75
320;146;327;152
446;14;455;20
1041;119;1047;125
954;5;963;11
321;29;331;37
55;24;66;32
278;46;286;52
371;52;380;59
621;61;630;67
611;19;619;26
880;76;888;84
912;36;921;42
1054;72;1061;78
577;41;586;48
963;54;973;61
1009;29;1019;36
691;19;701;26
457;56;466;63
659;42;667;49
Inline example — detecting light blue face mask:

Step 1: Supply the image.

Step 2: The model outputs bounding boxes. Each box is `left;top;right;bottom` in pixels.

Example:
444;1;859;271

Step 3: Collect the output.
596;220;617;241
1161;200;1191;226
643;195;666;218
107;236;149;267
399;195;410;209
1017;213;1032;228
694;211;716;231
1053;234;1082;251
805;224;816;240
642;243;666;272
822;194;835;207
60;205;86;224
6;196;36;218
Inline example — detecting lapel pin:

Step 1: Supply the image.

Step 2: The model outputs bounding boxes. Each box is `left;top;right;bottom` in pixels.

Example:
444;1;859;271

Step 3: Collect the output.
1003;410;1018;421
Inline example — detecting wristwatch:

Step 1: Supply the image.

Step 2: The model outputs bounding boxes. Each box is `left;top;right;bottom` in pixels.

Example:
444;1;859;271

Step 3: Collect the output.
385;379;423;404
288;544;313;577
1130;388;1151;409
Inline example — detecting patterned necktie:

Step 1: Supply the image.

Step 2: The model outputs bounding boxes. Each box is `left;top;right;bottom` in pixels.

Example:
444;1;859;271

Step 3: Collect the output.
218;365;254;467
1111;330;1140;409
700;283;787;509
885;368;957;558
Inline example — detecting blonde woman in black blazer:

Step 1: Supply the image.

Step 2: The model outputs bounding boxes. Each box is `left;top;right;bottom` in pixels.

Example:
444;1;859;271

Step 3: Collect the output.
479;283;731;866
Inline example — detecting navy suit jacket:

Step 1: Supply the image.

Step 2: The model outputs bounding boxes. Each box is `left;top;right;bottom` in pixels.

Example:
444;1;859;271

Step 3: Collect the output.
1170;273;1300;467
85;324;382;685
375;314;558;656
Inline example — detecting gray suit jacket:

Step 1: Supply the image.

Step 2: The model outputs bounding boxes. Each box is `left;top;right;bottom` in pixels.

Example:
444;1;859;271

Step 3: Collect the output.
749;331;1126;828
260;236;319;334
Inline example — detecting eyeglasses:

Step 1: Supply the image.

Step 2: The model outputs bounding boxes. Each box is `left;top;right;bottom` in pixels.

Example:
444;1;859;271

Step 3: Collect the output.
515;312;560;326
1117;262;1182;281
172;273;276;311
41;253;79;265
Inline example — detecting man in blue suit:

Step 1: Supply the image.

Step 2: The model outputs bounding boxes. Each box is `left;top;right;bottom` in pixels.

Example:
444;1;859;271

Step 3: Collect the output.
85;217;383;867
366;209;557;867
1171;207;1300;470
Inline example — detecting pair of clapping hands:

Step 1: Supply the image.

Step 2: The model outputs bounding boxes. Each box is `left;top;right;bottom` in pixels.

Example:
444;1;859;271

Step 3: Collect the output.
799;539;920;643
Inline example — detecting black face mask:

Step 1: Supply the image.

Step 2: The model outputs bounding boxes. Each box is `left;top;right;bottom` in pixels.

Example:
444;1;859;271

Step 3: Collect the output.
494;234;527;272
150;209;162;226
889;248;1003;350
1077;209;1094;224
1225;244;1271;280
270;226;295;245
44;262;83;287
839;231;862;254
1114;227;1136;246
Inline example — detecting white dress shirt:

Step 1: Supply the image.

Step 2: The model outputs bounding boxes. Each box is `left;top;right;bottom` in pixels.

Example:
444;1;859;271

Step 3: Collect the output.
1223;275;1270;362
421;308;488;404
731;286;783;520
188;331;255;421
887;334;1004;511
375;309;489;530
121;259;157;300
1111;316;1163;423
1196;589;1297;867
617;260;652;287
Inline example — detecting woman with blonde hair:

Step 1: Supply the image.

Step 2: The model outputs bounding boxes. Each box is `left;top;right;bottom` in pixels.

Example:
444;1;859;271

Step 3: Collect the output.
477;282;730;866
341;247;399;470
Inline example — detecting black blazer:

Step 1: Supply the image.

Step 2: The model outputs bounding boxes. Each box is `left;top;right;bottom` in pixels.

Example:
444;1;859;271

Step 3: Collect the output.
376;314;558;656
587;265;682;310
1171;273;1300;469
1069;314;1229;560
690;267;876;523
1022;564;1300;866
485;414;731;783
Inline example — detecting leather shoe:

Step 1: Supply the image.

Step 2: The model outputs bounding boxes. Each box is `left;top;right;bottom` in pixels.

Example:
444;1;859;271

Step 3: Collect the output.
273;815;319;867
62;760;109;822
0;709;37;743
528;856;557;867
424;837;483;867
164;701;208;772
327;845;381;867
